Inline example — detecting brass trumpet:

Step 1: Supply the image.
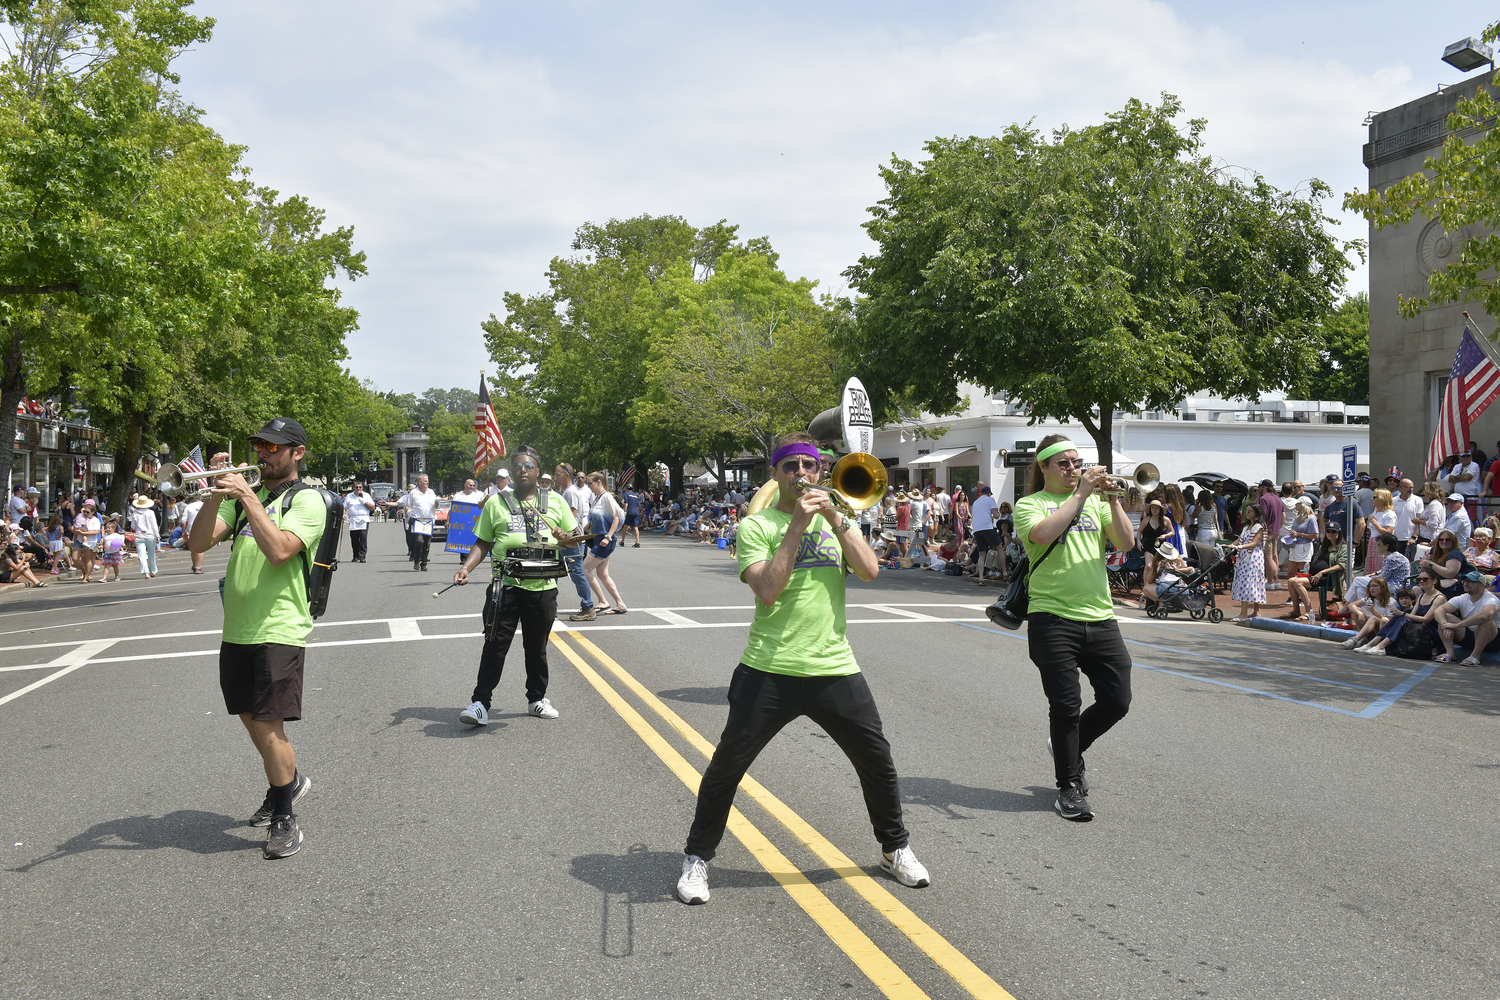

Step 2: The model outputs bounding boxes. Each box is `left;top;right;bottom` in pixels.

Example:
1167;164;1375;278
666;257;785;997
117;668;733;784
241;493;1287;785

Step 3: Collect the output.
747;452;888;519
1091;462;1160;497
156;462;263;500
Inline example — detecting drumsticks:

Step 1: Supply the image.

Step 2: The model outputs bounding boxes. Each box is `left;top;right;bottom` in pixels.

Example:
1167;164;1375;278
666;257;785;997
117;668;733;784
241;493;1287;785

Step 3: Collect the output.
433;582;460;599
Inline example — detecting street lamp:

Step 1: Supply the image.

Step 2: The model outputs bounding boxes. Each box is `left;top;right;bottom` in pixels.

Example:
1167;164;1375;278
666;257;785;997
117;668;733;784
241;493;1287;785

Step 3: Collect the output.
1442;36;1494;73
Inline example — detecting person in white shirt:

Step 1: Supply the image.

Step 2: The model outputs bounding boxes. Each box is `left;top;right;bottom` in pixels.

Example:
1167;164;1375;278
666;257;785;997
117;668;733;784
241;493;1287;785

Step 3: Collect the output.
343;481;377;563
1435;570;1500;664
1450;451;1482;522
968;486;999;583
909;491;928;554
8;485;28;526
1445;493;1474;552
453;478;487;504
400;475;438;571
554;463;599;619
485;469;510;497
128;495;161;577
183;498;206;573
931;488;951;541
1389;475;1424;557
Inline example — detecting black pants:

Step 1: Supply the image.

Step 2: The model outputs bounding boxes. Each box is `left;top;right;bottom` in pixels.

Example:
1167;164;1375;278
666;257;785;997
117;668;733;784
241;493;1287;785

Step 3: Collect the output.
1027;613;1133;789
406;529;429;566
349;529;368;561
685;664;909;861
471;585;556;707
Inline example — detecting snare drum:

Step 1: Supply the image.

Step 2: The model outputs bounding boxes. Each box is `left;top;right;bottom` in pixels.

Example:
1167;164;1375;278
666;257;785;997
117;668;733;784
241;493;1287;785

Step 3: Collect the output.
501;557;568;580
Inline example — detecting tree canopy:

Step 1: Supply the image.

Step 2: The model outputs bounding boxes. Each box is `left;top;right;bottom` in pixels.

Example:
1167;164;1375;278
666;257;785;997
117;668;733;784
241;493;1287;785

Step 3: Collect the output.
841;94;1357;469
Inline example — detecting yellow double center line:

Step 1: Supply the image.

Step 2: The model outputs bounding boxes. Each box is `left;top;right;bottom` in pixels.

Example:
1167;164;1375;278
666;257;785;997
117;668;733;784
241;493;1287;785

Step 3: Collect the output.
550;631;1015;1000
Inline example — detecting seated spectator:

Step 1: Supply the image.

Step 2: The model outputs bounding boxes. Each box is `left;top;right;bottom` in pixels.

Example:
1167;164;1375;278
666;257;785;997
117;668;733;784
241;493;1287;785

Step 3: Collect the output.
1357;586;1419;656
1285;524;1347;619
1340;576;1398;645
1343;534;1412;604
1434;570;1500;664
1415;529;1467;600
1143;542;1190;604
1;543;45;587
1466;527;1499;570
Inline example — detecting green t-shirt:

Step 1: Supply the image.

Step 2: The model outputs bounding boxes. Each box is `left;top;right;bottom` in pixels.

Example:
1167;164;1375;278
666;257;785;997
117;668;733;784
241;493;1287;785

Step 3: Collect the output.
736;509;858;677
216;486;328;647
473;489;577;591
1012;491;1115;622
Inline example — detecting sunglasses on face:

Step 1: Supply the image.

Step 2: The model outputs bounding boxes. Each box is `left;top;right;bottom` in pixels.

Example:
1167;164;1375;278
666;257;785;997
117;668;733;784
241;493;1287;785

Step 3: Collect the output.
250;440;283;453
1052;459;1086;470
781;458;820;474
514;461;538;472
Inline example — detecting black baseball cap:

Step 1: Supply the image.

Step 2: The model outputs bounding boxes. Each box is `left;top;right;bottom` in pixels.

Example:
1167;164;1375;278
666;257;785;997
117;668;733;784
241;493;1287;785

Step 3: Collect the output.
251;417;306;448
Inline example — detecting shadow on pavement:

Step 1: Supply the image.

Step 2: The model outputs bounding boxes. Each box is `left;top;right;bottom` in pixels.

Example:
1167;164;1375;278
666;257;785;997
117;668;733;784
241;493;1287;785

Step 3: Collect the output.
900;777;1054;817
656;686;729;705
385;706;509;737
11;810;253;872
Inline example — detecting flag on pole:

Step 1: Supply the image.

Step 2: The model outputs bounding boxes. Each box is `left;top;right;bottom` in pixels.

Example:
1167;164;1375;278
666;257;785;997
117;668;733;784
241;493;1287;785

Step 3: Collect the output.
619;464;635;489
1428;325;1500;475
474;374;506;474
180;445;208;492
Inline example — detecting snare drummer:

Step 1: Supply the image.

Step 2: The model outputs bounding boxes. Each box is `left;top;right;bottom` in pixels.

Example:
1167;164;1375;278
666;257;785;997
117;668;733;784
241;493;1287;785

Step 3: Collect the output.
453;445;578;726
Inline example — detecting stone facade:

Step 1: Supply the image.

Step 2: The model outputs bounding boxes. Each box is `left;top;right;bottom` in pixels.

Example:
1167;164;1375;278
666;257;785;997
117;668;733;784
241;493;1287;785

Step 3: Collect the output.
1365;71;1499;476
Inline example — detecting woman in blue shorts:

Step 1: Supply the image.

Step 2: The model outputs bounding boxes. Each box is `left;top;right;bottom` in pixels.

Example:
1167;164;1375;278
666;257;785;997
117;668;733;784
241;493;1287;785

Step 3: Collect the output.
584;473;628;613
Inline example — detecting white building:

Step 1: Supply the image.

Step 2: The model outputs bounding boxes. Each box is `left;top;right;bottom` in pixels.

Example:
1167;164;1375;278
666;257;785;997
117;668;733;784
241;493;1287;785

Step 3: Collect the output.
873;384;1371;506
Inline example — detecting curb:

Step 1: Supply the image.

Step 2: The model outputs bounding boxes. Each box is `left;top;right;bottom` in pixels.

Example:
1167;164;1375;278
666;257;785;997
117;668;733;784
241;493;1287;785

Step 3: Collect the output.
1242;615;1500;665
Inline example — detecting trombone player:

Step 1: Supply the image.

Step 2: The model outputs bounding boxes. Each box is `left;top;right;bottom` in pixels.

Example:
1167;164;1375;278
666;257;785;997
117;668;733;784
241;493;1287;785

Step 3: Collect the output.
676;432;930;905
1012;434;1136;823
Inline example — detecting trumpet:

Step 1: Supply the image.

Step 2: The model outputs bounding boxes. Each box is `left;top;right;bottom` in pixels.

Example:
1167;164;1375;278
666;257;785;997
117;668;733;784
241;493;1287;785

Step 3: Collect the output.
156;462;263;499
1090;462;1160;497
747;452;889;519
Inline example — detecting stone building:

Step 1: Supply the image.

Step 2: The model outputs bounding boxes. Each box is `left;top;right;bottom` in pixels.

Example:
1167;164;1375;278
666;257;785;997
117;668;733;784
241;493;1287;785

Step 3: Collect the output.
1364;65;1498;476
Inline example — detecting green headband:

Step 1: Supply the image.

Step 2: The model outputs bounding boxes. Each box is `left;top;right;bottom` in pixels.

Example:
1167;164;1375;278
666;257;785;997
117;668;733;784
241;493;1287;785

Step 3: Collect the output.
1036;440;1079;464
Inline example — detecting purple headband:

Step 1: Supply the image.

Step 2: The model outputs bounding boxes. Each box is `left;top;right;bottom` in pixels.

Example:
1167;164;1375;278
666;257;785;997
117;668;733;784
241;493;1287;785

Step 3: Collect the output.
771;443;821;468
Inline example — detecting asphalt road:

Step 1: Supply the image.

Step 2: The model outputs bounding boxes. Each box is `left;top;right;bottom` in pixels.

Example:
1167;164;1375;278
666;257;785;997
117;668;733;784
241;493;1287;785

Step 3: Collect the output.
2;520;1497;1000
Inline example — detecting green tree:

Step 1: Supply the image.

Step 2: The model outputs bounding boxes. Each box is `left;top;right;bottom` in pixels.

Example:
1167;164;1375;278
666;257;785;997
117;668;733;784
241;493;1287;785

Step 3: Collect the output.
1296;294;1369;405
302;379;405;485
842;95;1357;470
1345;22;1500;321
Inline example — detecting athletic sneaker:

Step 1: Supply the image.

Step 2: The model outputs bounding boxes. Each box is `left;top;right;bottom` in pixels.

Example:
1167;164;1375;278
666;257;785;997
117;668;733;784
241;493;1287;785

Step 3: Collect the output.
528;698;559;719
1361;646;1386;656
1055;784;1094;822
1046;737;1088;794
678;854;710;904
248;772;312;828
569;607;596;621
879;846;931;887
263;815;303;859
1341;637;1359;649
459;701;489;727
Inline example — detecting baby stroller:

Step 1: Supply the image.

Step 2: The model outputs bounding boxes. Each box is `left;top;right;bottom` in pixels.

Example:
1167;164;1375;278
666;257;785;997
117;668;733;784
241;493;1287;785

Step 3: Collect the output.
1142;543;1228;622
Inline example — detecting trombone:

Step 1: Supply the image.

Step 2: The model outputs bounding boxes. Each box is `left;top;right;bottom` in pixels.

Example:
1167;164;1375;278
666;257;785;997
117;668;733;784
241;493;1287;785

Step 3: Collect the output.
1090;462;1160;498
155;462;263;500
747;452;888;519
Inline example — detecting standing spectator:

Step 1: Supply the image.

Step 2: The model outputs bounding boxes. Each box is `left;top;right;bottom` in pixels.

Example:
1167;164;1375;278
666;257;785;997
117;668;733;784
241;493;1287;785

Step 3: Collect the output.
1282;501;1320;619
555;463;599;621
1323;491;1367;561
909;489;928;556
98;519;126;582
968;486;998;583
1390;476;1423;556
951;487;969;546
7;484;28;526
44;514;69;575
343;481;376;563
1317;474;1339;520
1445;493;1474;552
1229;504;1267;621
183;497;206;574
1418;481;1446;548
1482;442;1500;516
622;481;643;548
1448;451;1482;523
1354;473;1375;514
1256;479;1285;591
1364;489;1396;573
582;472;628;614
931;486;951;541
72;498;102;583
893;490;912;557
128;495;160;578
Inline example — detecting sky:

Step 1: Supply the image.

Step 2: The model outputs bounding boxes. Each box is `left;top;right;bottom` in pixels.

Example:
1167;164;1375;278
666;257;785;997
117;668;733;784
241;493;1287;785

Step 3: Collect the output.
172;1;1497;396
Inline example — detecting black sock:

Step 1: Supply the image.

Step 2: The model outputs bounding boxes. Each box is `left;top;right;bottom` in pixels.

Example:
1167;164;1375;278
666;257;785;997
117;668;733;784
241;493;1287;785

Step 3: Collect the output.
271;772;298;818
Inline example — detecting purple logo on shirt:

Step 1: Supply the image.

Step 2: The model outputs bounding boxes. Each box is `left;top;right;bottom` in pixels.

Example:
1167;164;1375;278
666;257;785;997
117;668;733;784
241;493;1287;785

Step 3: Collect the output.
795;530;842;569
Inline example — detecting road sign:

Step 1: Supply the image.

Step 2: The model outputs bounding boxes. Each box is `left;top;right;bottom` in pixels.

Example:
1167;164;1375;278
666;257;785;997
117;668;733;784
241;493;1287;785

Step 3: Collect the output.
1014;440;1036;451
1004;451;1035;468
1341;445;1358;497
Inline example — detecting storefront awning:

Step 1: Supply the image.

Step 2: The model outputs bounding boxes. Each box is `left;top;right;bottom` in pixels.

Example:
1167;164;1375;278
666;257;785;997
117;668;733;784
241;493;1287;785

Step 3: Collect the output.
907;446;978;467
89;456;113;473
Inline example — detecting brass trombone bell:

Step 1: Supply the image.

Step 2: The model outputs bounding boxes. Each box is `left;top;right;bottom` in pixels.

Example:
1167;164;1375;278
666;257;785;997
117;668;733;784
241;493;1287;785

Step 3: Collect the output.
157;462;263;499
1093;462;1159;497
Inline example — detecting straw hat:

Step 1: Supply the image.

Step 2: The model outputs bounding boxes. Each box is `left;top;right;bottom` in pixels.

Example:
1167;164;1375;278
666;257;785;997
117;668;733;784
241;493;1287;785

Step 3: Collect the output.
131;495;154;509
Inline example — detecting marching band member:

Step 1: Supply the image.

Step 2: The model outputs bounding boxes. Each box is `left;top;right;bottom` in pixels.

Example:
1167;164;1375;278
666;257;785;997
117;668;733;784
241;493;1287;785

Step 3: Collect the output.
454;445;577;726
1013;434;1135;822
676;431;929;905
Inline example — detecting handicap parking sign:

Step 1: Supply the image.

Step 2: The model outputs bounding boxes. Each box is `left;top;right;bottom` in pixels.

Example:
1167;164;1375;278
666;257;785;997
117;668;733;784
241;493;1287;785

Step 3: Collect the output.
1342;445;1357;497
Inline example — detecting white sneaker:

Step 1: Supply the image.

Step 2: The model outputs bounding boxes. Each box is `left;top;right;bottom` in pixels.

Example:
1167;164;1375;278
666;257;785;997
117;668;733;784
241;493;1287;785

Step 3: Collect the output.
1363;646;1386;656
879;846;930;887
1341;638;1358;649
528;698;559;720
678;854;710;904
458;701;488;726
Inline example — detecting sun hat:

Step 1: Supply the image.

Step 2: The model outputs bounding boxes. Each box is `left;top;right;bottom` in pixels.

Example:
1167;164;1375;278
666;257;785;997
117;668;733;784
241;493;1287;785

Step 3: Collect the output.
1147;499;1162;508
1156;542;1179;559
130;495;154;509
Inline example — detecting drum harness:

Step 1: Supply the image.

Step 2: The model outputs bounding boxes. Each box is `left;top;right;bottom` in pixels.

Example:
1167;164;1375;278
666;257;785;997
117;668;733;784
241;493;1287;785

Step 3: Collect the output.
485;488;567;642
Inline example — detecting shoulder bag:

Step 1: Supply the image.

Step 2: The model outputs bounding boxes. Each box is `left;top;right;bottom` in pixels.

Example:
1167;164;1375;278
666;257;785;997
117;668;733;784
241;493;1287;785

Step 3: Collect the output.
985;509;1082;630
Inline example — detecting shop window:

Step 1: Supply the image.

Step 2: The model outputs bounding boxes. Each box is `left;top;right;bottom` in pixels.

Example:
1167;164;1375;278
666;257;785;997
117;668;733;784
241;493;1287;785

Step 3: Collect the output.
949;465;979;494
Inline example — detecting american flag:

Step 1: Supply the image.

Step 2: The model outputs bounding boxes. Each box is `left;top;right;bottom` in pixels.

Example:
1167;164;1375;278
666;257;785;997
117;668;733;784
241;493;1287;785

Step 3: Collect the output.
180;445;208;492
619;464;635;489
474;374;506;474
1429;326;1500;475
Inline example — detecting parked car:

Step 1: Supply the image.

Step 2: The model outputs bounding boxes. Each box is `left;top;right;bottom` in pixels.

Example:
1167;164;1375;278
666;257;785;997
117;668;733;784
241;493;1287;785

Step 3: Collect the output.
433;499;451;542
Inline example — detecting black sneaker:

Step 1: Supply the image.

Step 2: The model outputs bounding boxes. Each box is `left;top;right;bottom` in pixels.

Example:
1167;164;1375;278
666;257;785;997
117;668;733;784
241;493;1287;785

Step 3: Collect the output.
1046;738;1088;794
263;815;303;859
1055;784;1094;822
248;772;312;827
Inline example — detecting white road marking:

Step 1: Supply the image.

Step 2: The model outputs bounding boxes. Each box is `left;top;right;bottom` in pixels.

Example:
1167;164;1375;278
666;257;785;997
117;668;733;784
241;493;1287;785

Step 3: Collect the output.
0;608;195;638
646;609;700;626
388;619;424;640
863;604;947;623
0;640;119;708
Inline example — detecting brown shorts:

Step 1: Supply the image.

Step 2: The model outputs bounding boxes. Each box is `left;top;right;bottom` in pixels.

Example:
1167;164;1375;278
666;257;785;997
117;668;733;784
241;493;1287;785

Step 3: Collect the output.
219;642;306;721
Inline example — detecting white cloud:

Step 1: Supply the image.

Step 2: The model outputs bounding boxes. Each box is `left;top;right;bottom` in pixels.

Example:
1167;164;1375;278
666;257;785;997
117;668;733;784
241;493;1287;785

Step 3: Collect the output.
174;0;1462;395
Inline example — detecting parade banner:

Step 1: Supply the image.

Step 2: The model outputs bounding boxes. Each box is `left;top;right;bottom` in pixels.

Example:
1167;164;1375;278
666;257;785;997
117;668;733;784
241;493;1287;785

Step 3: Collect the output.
444;501;483;554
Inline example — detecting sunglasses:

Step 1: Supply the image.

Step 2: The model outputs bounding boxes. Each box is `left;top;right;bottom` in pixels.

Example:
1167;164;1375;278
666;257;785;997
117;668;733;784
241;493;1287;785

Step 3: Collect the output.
1052;458;1086;470
250;440;284;453
781;458;821;474
514;461;538;471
